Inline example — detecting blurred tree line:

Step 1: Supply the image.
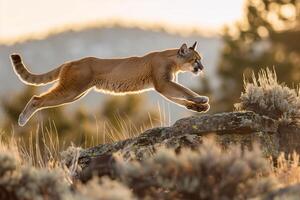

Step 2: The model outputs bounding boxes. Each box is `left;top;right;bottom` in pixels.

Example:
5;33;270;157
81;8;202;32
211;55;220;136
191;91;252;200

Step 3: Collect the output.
0;86;159;149
216;0;300;111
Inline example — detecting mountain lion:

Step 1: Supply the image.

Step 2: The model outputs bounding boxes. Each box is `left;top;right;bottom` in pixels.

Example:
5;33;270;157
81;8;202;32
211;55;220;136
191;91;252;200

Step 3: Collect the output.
11;42;209;126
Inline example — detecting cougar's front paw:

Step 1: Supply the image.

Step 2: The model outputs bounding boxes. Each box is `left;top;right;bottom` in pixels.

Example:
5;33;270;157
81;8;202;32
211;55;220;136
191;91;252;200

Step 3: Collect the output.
186;103;210;113
188;96;209;104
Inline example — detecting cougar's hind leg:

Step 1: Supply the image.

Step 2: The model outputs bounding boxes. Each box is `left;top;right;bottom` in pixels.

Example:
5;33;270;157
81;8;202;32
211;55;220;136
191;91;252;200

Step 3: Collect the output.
18;65;93;126
18;85;88;126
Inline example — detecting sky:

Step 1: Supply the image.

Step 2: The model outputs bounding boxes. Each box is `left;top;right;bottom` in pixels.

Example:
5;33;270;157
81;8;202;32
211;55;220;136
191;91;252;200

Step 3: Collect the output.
0;0;245;43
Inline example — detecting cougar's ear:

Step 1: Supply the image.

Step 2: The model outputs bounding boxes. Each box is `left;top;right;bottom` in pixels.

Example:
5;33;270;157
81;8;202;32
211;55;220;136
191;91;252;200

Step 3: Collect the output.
190;41;197;50
178;43;189;56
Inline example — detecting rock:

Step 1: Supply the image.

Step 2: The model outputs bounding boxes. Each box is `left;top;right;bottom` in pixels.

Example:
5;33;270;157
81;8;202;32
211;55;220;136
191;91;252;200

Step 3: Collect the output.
278;124;300;154
69;111;299;181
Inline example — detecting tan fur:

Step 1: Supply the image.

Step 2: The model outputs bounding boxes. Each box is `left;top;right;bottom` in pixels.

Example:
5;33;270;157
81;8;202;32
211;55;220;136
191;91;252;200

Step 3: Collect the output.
10;43;209;126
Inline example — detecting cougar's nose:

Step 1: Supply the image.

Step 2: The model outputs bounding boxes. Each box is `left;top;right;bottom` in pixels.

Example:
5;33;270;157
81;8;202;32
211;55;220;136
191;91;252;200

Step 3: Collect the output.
197;61;204;70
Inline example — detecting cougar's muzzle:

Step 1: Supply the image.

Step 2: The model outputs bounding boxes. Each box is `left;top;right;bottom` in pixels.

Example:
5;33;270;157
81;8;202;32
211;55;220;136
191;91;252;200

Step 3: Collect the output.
192;60;204;74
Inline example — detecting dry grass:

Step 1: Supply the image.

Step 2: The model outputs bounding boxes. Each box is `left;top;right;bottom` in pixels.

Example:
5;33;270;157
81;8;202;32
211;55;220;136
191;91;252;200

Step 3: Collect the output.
102;102;171;143
270;152;300;187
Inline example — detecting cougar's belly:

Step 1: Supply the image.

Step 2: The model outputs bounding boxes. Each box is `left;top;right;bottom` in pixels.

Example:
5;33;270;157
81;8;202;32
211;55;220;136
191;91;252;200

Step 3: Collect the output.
94;76;153;94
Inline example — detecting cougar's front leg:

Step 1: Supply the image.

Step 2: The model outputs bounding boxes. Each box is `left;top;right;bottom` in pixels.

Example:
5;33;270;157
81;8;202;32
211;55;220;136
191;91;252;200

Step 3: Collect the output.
155;81;209;112
162;95;210;112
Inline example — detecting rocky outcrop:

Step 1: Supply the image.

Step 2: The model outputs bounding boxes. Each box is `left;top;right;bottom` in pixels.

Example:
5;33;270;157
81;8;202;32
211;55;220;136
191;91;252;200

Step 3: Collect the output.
69;111;300;182
77;112;273;162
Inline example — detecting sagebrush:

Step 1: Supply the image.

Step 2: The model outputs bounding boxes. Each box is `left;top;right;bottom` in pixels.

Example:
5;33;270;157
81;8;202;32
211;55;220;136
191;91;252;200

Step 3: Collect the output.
235;68;300;125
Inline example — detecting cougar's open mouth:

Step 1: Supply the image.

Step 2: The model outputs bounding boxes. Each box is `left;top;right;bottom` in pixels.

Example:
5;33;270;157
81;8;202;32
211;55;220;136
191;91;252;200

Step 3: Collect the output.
193;67;200;74
193;61;204;74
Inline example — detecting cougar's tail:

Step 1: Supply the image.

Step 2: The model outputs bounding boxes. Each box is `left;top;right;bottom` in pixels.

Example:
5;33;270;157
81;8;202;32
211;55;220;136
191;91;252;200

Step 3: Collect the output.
10;54;62;86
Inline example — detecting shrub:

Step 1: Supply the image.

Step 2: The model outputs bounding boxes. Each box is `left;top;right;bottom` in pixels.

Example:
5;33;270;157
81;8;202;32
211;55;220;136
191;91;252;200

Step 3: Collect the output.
74;177;135;200
235;68;300;125
116;139;278;200
0;152;71;200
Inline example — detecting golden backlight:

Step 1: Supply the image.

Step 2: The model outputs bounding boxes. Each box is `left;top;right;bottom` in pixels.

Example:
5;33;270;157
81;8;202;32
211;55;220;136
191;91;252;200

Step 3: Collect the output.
0;0;244;43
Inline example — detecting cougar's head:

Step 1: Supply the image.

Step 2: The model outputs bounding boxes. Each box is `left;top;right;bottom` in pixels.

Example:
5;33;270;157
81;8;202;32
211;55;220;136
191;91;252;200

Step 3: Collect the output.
177;42;204;75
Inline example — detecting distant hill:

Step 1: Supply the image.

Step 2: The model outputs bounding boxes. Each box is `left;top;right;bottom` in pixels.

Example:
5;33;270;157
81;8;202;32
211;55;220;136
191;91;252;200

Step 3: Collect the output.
0;26;222;122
